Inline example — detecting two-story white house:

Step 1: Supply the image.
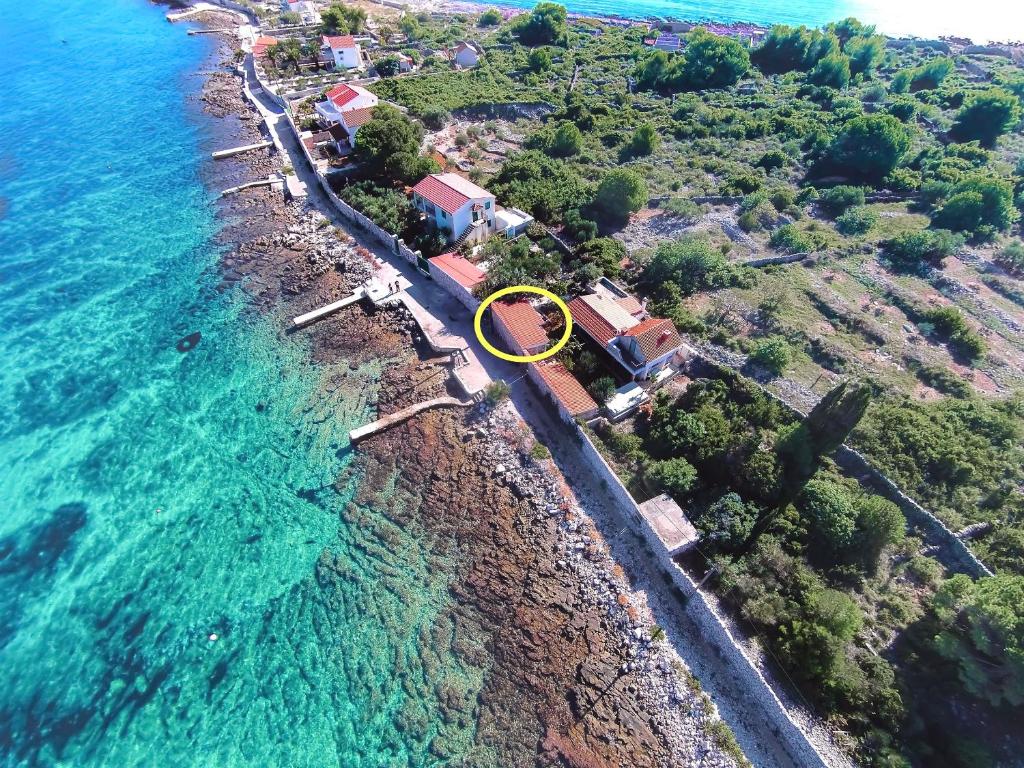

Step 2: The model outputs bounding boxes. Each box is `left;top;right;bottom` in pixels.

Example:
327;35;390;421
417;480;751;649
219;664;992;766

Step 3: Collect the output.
314;83;378;124
449;41;482;68
322;35;362;69
411;173;496;246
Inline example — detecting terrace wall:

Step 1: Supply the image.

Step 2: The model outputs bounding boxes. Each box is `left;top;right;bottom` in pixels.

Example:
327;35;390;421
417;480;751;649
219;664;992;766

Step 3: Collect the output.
679;353;993;578
570;424;833;768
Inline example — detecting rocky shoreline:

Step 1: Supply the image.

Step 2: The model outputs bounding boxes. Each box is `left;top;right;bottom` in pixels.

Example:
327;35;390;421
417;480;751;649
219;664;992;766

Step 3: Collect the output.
196;26;742;768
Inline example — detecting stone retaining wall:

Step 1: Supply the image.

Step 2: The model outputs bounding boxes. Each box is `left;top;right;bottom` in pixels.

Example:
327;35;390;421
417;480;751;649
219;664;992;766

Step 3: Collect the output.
571;425;834;768
833;446;993;577
283;109;429;268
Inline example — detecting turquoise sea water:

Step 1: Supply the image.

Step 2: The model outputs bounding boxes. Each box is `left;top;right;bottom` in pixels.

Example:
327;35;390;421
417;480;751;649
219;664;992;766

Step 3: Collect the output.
492;0;1024;42
0;2;492;766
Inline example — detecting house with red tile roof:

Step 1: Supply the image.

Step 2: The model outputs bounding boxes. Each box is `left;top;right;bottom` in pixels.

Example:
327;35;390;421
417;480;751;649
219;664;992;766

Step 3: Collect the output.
568;292;684;380
618;318;684;378
314;83;378;125
411;173;496;246
251;36;279;59
322;34;361;69
528;361;599;423
426;252;486;310
491;300;549;357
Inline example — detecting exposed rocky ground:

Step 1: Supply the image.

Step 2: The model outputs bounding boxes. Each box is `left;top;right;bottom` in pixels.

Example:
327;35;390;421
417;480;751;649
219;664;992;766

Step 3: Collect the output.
354;371;739;767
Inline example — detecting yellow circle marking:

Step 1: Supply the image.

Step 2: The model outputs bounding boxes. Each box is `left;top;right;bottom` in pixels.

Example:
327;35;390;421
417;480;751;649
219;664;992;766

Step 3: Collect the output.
474;285;572;363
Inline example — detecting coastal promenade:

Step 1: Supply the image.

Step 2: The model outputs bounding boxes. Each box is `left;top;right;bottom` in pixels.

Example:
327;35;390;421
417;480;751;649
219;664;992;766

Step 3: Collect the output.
237;52;843;768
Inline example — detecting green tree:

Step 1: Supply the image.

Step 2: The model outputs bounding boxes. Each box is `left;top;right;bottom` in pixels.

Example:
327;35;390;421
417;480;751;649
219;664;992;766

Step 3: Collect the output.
884;228;963;270
550;121;583;156
593;169;647;225
933;176;1017;237
510;2;567;45
732;381;872;560
478;8;502;26
321;3;367;34
635;49;672;91
752;25;839;74
587;375;617;402
951;88;1022;147
819;185;865;215
563;208;597;241
353;105;425;182
827;17;876;46
826;114;911;181
809;53;851;89
489;150;590;222
375;55;401;77
673;28;750;90
624;123;659;157
769;224;814;253
852;495;904;574
845;34;885;76
801;479;857;558
644;457;699;499
576;237;625;277
910;57;954;90
641;236;738;296
700;492;759;551
835;206;878;235
776;587;863;688
932;573;1024;707
528;47;552;72
750;336;792;375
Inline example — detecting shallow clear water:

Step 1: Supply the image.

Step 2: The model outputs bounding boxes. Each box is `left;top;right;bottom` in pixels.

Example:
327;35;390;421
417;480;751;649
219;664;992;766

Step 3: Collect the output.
0;2;491;765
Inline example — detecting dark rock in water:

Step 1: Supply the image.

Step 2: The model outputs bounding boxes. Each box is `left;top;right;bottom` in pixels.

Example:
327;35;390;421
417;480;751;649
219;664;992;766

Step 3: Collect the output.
255;402;266;413
0;502;87;576
176;331;201;352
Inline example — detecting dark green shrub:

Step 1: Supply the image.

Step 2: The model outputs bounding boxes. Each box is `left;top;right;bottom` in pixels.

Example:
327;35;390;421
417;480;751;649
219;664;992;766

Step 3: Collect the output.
836;206;878;235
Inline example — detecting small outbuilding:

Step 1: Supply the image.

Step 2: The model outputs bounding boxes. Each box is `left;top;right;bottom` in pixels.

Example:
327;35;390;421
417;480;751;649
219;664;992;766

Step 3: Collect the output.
637;494;699;556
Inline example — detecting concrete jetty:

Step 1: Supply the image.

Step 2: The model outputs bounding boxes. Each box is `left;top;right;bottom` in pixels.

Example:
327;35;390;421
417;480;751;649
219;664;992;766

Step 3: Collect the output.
212;140;273;159
291;288;366;328
219;176;281;197
349;397;472;442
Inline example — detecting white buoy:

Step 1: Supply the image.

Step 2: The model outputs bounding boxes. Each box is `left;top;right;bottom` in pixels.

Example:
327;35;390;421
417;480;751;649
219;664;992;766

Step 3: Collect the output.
208;633;218;642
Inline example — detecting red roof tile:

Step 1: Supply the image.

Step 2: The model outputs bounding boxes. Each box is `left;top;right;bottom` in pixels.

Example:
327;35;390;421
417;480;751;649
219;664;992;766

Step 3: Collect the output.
615;295;645;316
622;318;682;361
341;106;375;128
252;36;278;57
531;361;598;416
325;84;365;109
492;301;548;352
428;252;486;290
412;173;492;215
323;35;356;50
567;296;618;347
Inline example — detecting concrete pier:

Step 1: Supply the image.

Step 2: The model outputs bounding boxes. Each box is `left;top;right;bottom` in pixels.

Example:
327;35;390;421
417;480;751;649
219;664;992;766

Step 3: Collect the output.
349;397;472;442
219;176;281;197
291;288;366;328
212;140;273;159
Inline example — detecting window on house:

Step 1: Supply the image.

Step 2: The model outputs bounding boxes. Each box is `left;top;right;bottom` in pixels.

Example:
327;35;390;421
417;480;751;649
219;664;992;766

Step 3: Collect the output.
484;201;491;209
